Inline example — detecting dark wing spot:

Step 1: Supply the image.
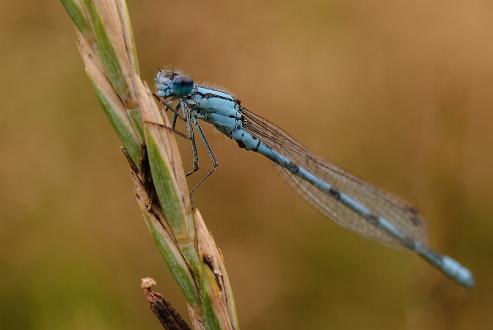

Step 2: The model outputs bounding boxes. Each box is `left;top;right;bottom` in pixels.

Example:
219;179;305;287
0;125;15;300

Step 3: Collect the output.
406;206;422;226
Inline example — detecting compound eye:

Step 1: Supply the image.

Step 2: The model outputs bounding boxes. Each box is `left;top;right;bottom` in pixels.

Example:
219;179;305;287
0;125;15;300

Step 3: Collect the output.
172;75;194;96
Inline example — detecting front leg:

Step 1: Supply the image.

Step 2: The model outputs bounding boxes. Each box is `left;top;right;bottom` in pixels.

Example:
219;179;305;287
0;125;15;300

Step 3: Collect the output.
153;93;186;121
183;100;200;177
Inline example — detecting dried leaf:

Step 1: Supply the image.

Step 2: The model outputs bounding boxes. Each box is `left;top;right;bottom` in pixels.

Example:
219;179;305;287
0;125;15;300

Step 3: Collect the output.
142;278;192;330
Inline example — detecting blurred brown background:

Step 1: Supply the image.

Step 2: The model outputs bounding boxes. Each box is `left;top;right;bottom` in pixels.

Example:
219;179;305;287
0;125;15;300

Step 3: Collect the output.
1;0;492;329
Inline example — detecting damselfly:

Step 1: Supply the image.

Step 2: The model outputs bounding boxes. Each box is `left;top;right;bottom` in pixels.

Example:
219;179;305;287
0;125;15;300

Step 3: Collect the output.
154;70;474;288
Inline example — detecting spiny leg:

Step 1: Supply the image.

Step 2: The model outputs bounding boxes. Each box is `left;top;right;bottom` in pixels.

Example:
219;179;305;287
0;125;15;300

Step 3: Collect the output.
153;97;201;177
143;119;190;140
189;120;219;195
153;97;216;190
182;100;200;177
145;96;188;139
152;92;186;121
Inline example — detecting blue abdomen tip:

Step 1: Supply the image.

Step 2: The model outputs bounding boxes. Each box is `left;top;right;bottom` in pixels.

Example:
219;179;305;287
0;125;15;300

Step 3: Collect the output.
442;256;474;288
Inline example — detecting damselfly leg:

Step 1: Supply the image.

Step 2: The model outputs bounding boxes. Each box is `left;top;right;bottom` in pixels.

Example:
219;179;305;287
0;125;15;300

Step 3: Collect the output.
182;100;200;177
152;93;183;117
152;96;220;194
147;94;189;139
189;119;219;194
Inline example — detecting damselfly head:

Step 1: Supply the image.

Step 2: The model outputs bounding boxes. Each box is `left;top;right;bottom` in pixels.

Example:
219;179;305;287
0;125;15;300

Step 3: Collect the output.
155;70;194;98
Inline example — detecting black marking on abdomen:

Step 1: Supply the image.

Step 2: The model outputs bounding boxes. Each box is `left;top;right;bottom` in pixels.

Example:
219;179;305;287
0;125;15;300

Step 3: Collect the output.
328;188;341;201
253;139;261;151
368;214;380;225
285;161;299;174
236;140;246;149
401;237;416;250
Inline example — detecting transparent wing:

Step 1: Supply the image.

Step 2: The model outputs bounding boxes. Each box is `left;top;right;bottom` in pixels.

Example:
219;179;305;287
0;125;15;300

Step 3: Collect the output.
242;109;427;248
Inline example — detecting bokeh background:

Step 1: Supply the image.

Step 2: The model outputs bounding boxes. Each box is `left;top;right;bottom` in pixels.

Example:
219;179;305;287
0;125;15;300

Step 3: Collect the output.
1;0;492;329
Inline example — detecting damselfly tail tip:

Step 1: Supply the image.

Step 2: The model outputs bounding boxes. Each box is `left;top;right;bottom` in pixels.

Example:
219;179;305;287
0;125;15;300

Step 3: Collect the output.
441;256;474;288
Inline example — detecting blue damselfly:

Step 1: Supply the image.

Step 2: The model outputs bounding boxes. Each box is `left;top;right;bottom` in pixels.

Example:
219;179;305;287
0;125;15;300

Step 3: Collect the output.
154;70;474;288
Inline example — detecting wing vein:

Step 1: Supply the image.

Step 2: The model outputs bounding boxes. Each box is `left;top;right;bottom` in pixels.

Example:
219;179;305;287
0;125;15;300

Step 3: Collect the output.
241;108;427;248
